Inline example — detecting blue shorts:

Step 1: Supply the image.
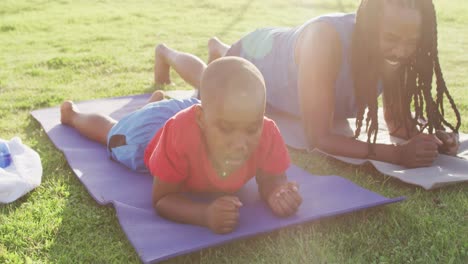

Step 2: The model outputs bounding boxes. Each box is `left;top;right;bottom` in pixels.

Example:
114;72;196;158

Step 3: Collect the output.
107;97;200;172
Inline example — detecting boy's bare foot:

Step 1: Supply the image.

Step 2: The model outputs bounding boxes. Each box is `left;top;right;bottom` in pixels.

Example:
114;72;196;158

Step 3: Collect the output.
60;100;79;126
154;44;172;85
147;90;166;103
208;37;229;64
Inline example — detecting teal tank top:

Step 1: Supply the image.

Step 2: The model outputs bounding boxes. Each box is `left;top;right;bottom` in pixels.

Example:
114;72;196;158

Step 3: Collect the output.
235;13;382;119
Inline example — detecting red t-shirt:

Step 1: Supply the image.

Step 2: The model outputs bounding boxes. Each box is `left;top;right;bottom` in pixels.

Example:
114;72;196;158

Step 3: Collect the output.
143;105;290;193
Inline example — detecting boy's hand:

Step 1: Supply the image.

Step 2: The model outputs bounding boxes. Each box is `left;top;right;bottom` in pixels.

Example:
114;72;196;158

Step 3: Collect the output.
267;182;302;217
435;130;459;156
205;196;242;234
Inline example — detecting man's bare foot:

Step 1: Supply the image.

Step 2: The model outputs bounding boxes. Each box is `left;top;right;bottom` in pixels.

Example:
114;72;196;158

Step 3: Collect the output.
147;90;166;103
154;44;172;85
60;100;79;126
208;37;229;64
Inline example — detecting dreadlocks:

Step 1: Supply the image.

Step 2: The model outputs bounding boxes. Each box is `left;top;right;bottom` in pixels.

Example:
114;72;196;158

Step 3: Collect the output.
351;0;461;155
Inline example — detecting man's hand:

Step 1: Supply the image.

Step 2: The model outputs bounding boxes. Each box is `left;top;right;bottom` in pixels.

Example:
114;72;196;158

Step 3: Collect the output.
267;182;302;217
397;133;443;168
204;196;242;234
436;130;459;156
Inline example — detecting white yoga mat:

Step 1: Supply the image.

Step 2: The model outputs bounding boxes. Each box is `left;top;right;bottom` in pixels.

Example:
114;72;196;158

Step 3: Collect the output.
165;89;468;190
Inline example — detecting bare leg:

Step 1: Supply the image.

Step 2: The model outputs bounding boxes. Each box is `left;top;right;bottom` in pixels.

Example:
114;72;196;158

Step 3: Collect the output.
207;37;230;64
60;90;166;145
146;90;166;104
154;44;206;89
60;101;116;145
154;45;172;85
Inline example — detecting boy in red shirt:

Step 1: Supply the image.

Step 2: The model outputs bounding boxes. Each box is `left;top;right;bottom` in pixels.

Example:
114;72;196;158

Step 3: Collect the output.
60;57;302;234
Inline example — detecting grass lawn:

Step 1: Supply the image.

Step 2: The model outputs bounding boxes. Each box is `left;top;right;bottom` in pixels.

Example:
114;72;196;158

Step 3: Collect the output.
0;0;467;263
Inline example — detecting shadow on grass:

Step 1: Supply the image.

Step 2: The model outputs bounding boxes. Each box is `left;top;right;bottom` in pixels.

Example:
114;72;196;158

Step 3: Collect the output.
216;0;256;38
0;192;32;218
211;0;355;39
213;0;352;40
298;0;354;12
189;0;255;56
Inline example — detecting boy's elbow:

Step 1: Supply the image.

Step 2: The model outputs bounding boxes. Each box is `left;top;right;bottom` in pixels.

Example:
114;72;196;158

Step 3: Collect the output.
152;194;163;212
153;199;168;218
152;194;174;216
152;198;159;211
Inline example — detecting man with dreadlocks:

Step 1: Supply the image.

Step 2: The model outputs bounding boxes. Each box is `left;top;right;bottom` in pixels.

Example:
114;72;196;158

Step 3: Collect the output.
153;0;461;168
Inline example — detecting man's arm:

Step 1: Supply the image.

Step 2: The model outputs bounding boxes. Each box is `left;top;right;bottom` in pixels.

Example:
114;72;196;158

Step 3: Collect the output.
296;22;400;163
295;23;442;167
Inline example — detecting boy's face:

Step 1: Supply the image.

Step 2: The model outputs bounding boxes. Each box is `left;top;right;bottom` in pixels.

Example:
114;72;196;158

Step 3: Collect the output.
197;91;265;175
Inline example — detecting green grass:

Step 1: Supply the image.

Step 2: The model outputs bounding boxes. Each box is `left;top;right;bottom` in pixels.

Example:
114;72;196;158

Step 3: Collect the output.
0;0;467;263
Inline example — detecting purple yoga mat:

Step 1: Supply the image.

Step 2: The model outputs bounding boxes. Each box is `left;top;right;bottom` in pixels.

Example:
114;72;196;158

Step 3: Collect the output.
31;94;404;263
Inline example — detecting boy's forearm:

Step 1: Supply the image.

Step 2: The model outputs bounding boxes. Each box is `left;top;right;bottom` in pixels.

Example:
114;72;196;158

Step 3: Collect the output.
257;174;287;201
154;194;208;227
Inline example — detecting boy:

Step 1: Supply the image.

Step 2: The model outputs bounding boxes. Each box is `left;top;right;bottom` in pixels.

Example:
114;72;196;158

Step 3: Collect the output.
60;57;302;234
